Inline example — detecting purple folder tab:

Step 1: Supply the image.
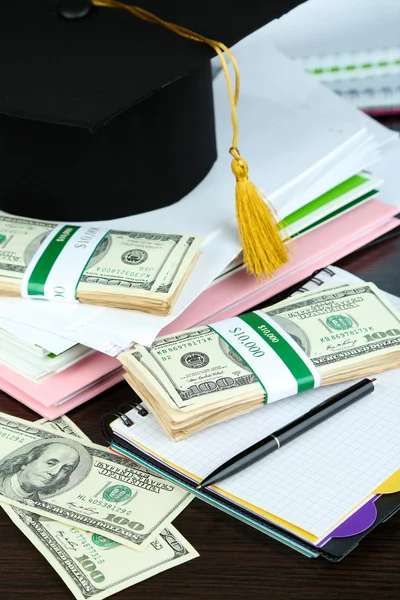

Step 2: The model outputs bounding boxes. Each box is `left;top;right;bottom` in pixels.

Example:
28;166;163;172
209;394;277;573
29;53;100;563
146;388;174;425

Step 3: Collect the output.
317;495;379;547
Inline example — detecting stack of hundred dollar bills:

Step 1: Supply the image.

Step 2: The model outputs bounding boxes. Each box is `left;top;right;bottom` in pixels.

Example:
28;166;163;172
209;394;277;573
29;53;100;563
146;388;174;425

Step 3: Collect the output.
0;215;203;315
119;282;400;440
0;414;198;600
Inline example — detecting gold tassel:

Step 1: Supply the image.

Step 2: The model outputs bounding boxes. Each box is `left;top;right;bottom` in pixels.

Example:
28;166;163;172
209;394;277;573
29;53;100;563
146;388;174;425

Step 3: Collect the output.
231;151;288;279
92;0;290;278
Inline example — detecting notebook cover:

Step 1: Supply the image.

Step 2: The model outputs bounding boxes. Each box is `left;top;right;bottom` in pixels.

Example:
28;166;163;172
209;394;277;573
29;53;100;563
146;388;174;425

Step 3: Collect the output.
110;438;322;560
109;418;400;562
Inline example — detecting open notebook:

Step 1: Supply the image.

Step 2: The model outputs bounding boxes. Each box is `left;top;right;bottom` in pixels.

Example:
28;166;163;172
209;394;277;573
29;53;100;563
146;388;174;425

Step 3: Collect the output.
105;266;400;560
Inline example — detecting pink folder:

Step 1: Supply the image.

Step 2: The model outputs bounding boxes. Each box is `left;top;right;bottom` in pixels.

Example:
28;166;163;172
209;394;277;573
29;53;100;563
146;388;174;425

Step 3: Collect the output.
161;199;399;334
0;352;123;418
0;352;121;407
0;370;123;420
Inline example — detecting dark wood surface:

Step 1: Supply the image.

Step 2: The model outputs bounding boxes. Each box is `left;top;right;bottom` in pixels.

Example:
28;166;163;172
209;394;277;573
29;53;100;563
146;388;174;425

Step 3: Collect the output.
1;133;400;600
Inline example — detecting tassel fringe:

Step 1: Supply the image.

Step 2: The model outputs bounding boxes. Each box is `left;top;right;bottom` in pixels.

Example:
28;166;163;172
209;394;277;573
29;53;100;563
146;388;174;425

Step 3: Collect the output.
232;156;289;279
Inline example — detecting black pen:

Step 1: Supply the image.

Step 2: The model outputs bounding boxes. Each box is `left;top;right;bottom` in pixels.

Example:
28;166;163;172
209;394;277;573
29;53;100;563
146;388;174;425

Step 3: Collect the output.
196;377;377;490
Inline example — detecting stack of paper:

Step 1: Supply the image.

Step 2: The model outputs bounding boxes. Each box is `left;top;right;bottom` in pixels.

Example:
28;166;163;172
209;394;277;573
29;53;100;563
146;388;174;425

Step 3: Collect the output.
0;326;91;382
0;43;399;417
0;320;122;419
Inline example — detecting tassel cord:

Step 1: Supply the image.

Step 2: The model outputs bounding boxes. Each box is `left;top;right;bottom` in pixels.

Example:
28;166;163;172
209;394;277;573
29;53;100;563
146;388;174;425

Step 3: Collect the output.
92;0;241;152
91;0;290;278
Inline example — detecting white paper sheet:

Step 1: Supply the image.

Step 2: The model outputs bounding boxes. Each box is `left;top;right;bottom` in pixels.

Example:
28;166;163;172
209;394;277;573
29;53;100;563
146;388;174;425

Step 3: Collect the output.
0;317;77;355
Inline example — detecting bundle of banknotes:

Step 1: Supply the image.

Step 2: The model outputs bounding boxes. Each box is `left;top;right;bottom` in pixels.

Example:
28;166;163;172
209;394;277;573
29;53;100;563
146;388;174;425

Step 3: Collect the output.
0;413;198;600
119;282;400;440
0;215;203;315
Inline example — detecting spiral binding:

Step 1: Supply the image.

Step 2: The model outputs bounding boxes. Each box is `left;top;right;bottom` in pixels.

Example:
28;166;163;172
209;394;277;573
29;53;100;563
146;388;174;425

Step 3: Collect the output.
100;399;148;443
118;402;148;418
251;266;336;312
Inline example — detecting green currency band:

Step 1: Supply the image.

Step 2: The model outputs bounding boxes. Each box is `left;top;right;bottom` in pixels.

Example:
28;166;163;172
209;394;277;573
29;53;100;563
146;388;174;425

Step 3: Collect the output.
25;225;109;301
239;312;316;396
26;225;80;297
210;311;317;404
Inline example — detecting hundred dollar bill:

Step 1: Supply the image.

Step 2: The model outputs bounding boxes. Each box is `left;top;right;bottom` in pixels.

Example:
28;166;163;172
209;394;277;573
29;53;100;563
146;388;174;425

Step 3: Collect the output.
120;282;400;413
121;328;258;412
3;508;198;600
79;231;197;297
36;416;91;441
266;282;400;369
0;215;202;312
1;417;198;600
0;412;192;550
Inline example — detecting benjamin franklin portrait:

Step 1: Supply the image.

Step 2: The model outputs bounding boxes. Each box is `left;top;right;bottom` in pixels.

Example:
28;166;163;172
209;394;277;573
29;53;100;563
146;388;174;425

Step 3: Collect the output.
0;439;92;503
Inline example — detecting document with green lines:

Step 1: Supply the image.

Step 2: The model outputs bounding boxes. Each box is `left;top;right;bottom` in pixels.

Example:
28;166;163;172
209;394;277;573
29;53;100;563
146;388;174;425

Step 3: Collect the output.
281;172;381;239
214;171;381;284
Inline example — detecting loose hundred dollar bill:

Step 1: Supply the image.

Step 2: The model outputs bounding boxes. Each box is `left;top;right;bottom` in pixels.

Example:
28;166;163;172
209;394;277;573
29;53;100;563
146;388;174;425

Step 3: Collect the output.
120;282;400;412
35;416;91;441
4;509;198;600
0;412;192;550
1;417;198;600
0;215;201;296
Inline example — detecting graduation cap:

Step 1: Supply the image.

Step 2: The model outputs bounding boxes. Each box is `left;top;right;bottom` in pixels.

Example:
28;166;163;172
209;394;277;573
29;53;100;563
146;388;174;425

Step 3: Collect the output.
0;0;305;277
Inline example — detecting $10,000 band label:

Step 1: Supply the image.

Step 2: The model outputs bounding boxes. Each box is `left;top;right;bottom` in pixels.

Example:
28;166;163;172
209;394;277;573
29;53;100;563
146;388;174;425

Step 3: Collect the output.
210;310;321;403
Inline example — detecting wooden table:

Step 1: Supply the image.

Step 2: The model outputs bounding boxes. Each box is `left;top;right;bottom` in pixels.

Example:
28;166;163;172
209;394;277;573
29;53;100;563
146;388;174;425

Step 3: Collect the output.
1;132;400;600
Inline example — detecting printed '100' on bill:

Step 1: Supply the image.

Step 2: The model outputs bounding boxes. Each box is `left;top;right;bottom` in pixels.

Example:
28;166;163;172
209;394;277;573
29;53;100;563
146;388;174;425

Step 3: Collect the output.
0;412;192;550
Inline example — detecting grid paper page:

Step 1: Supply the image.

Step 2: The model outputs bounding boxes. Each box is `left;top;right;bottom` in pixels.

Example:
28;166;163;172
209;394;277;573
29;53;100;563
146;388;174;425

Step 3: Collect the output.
114;270;400;538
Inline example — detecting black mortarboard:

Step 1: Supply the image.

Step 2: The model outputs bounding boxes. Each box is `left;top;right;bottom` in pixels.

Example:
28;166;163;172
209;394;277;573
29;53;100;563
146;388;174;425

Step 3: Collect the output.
0;0;305;221
0;0;305;277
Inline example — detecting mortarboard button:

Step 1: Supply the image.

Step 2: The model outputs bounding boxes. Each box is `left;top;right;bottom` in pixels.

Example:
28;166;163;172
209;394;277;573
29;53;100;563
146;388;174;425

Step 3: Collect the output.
58;0;92;19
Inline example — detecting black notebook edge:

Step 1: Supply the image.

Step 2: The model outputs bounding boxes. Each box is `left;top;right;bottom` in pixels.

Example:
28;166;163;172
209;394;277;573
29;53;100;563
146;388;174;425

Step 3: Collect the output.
320;490;400;557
